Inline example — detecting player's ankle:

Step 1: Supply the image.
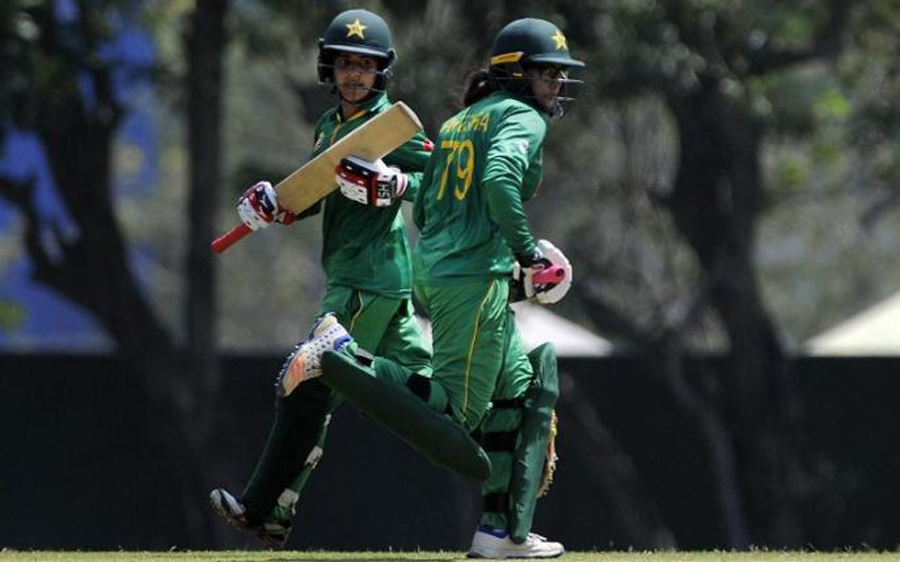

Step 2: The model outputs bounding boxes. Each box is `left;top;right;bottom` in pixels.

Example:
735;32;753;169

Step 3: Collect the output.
477;524;508;538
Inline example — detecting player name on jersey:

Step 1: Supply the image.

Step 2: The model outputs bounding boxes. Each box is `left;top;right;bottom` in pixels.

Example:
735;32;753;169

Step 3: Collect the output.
442;112;491;134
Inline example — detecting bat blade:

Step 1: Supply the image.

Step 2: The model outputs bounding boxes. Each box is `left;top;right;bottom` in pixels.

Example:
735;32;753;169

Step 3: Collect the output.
276;102;422;213
212;102;423;254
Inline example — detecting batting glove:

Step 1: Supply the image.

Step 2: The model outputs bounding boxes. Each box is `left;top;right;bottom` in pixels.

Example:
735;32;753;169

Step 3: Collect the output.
236;181;295;231
335;156;408;207
511;240;573;304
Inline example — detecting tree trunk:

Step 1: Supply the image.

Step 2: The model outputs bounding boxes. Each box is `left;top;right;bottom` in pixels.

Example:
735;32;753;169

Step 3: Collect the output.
185;0;228;435
665;82;805;547
19;104;215;549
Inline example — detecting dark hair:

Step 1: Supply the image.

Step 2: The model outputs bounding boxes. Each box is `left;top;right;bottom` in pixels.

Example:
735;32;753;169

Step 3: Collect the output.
462;68;496;107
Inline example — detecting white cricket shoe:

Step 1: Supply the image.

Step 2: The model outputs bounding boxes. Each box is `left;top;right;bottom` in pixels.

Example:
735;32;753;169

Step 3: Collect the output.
468;525;565;558
209;488;291;547
277;313;351;397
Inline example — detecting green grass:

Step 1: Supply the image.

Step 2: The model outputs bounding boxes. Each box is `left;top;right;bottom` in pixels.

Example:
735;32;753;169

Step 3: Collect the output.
0;552;897;562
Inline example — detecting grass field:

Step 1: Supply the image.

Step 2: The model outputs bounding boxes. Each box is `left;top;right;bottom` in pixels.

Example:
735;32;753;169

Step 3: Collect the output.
0;552;897;562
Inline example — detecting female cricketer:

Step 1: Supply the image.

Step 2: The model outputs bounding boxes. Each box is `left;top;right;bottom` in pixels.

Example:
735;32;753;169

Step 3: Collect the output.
208;9;433;547
281;18;584;558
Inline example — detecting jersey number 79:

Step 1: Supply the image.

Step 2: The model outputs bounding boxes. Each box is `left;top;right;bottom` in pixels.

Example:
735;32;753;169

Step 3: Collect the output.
437;139;475;201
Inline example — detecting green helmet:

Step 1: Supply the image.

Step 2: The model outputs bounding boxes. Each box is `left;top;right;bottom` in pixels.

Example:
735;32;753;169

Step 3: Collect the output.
317;9;397;84
488;18;585;117
489;18;584;70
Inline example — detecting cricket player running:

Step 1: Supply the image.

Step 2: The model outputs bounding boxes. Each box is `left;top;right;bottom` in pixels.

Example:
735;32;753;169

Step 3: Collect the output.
209;9;433;547
278;18;584;559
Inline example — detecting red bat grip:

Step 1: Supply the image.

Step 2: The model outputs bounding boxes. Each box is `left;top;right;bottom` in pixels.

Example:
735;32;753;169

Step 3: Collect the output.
211;223;251;253
533;264;565;284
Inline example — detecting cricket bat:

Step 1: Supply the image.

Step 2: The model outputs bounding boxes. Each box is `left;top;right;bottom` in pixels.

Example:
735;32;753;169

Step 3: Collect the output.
212;101;423;253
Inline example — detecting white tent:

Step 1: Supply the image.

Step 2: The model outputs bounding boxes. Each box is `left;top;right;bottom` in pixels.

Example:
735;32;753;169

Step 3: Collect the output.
417;301;612;357
804;291;900;356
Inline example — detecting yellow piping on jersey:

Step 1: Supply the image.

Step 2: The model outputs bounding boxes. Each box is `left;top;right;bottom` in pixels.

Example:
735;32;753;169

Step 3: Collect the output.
491;51;524;65
461;279;497;426
349;291;366;334
330;122;341;146
330;109;369;145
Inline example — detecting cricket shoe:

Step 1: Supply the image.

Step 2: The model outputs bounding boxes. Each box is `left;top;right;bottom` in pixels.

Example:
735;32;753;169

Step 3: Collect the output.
277;312;352;397
468;525;565;558
209;488;292;547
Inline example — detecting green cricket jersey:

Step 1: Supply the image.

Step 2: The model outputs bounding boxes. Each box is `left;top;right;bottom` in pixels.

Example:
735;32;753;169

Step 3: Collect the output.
299;92;433;298
413;91;547;285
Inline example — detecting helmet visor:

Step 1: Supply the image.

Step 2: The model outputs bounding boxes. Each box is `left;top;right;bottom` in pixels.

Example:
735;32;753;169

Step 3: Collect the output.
321;43;391;60
525;65;584;118
528;54;585;68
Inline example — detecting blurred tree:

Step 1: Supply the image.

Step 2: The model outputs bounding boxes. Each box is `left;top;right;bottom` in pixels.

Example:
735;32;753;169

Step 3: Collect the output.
847;2;900;227
183;0;228;436
0;0;226;546
538;0;861;548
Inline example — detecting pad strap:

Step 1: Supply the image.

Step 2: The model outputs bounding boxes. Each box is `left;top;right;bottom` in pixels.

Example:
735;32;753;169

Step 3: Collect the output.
354;348;375;367
406;373;454;417
492;397;525;409
406;373;432;401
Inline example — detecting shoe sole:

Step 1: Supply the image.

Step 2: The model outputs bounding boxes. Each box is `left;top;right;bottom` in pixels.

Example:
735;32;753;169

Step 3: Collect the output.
468;549;565;559
278;316;349;397
281;354;309;397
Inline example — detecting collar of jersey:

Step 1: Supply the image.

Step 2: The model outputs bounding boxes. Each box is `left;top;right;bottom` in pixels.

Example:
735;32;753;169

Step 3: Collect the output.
334;91;390;124
489;90;550;122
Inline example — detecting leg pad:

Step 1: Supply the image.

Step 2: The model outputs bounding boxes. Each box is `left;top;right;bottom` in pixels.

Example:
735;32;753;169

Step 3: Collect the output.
507;343;560;542
320;351;492;481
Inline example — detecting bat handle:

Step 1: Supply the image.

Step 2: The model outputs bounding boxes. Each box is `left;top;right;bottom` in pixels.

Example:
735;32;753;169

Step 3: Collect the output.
534;265;566;284
211;223;251;253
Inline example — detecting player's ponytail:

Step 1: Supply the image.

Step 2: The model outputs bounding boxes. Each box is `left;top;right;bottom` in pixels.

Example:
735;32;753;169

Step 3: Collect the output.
462;68;495;107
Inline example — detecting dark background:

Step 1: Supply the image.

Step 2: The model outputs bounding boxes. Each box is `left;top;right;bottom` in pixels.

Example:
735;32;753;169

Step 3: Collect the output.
2;354;896;551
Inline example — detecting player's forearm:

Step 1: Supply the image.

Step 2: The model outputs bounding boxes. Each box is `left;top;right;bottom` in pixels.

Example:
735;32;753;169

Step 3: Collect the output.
385;141;431;203
385;130;432;170
485;176;537;257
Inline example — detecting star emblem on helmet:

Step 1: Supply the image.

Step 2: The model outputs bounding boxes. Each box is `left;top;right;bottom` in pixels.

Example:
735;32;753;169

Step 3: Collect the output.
346;18;367;39
551;29;568;50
